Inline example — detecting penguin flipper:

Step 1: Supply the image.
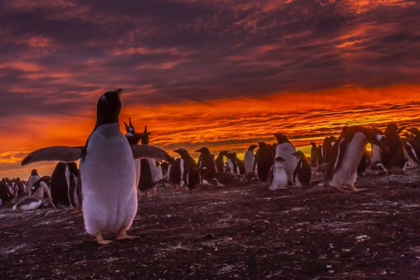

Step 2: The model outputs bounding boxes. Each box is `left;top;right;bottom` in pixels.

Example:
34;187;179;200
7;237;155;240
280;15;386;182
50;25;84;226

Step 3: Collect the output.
131;145;170;161
22;146;84;166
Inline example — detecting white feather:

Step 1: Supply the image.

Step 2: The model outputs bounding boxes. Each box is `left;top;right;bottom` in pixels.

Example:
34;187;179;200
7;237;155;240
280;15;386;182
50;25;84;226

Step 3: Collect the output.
275;143;297;184
269;161;288;190
244;151;255;173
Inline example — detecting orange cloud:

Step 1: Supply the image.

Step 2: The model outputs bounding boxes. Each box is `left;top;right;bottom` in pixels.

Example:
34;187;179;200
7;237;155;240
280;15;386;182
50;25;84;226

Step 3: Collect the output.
2;84;419;180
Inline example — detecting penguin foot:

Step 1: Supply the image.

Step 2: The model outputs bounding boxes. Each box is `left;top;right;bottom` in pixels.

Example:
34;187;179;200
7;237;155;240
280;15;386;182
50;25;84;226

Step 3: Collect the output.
116;229;138;241
96;234;113;245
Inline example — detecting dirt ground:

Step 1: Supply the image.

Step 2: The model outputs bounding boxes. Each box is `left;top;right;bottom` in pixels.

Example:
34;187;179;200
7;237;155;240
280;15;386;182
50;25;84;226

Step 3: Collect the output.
1;169;420;279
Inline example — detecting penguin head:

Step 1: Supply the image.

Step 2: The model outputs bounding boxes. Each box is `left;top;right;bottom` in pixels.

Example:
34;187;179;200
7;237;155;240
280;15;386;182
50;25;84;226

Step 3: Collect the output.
219;150;229;156
124;117;135;134
31;169;38;176
55;162;67;172
96;89;122;126
66;162;79;174
292;151;305;160
273;133;290;144
248;144;258;151
195;147;210;154
310;142;317;148
385;123;399;135
408;128;419;135
174;148;187;156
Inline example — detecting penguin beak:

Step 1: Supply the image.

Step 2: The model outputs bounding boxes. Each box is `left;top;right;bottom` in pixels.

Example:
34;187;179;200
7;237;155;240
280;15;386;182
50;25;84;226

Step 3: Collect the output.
116;88;123;95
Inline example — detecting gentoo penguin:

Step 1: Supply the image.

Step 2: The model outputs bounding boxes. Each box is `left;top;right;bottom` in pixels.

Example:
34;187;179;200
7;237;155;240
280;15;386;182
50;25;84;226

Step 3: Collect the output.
14;178;26;198
0;180;15;205
234;154;246;175
31;176;52;200
66;162;82;208
273;133;298;185
13;197;43;212
226;152;239;174
244;144;257;173
27;169;40;196
21;89;170;245
196;147;216;183
310;142;318;167
161;161;170;179
323;136;336;163
155;162;163;181
168;158;182;186
174;148;200;189
323;126;389;192
292;151;311;187
401;136;420;168
380;124;407;173
138;126;158;198
254;142;274;182
215;151;228;173
213;172;242;187
268;157;288;190
51;162;70;206
124;120;154;195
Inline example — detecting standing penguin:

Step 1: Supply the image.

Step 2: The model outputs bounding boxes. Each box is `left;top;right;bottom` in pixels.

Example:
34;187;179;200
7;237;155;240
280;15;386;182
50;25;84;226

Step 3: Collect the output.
27;169;40;196
174;148;200;189
169;158;182;186
310;142;318;167
155;162;163;181
401;136;420;168
0;180;15;206
196;147;216;183
66;162;82;208
51;162;70;206
254;142;274;182
380;124;407;173
244;144;257;173
273;133;298;186
323;136;336;163
21;89;170;244
215;151;228;173
226;152;239;174
268;157;288;190
291;151;312;187
323;126;390;192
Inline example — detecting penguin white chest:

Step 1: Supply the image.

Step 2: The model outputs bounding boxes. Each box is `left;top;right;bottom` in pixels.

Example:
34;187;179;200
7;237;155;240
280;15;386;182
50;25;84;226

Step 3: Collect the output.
275;143;297;183
269;163;288;191
80;123;137;236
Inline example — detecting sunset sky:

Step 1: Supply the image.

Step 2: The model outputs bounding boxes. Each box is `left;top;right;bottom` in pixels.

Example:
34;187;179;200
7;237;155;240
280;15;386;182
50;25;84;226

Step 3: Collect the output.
1;0;420;179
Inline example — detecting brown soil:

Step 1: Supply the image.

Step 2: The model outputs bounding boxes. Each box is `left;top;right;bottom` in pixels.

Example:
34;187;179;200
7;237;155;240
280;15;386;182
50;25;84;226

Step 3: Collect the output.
1;169;420;279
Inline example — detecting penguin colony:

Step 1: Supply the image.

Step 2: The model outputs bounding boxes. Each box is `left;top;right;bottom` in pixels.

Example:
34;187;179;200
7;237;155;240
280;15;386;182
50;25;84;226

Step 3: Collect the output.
1;89;418;245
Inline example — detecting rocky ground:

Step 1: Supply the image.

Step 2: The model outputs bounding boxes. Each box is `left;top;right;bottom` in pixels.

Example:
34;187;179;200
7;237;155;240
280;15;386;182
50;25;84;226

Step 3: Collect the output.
1;169;420;279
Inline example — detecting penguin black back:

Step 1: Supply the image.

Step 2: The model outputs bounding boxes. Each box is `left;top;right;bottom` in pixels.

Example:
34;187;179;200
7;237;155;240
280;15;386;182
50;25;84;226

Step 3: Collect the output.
292;151;311;186
381;123;407;170
255;142;274;182
51;162;70;206
215;151;228;173
169;158;181;184
196;147;216;181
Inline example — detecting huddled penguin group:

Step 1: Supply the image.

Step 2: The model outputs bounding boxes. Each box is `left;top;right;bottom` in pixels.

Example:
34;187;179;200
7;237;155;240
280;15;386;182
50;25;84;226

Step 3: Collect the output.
1;87;419;247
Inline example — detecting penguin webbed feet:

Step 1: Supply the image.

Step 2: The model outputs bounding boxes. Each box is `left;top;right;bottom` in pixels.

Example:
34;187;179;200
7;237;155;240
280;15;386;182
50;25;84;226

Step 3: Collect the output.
96;233;113;245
